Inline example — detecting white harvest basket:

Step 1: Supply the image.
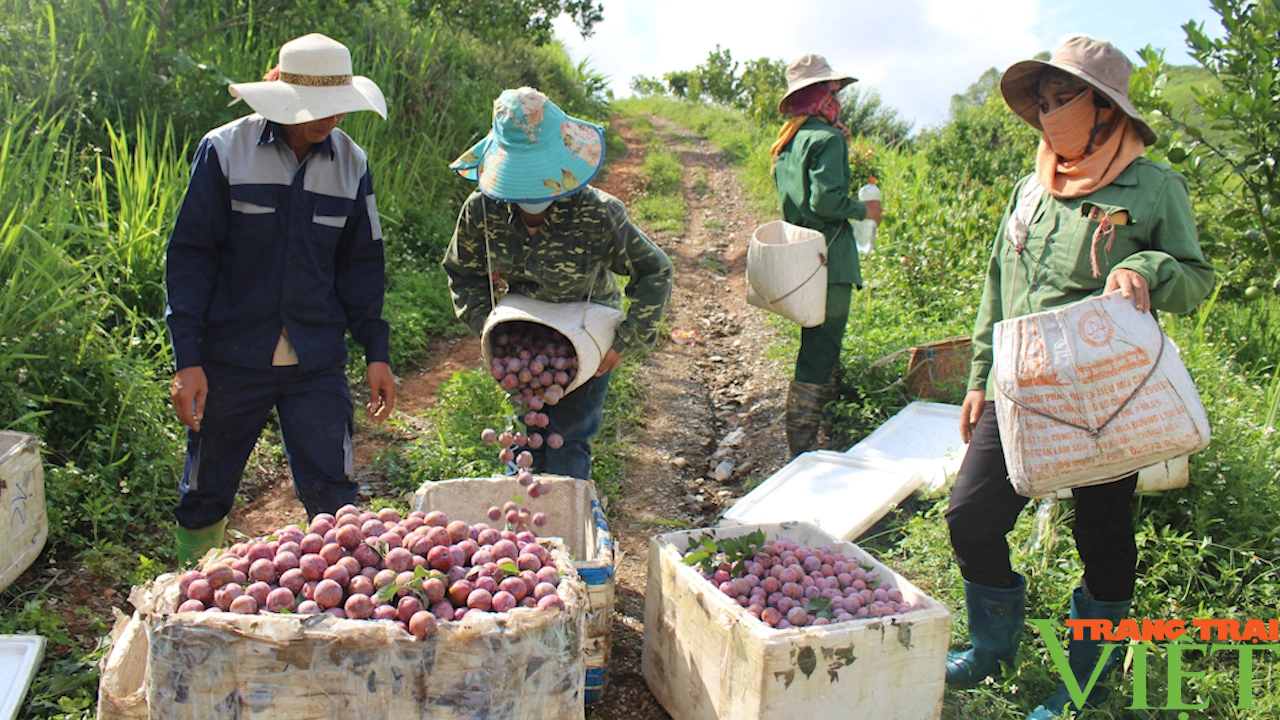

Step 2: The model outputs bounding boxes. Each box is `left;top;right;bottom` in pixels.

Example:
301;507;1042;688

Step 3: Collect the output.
746;221;828;328
482;293;623;395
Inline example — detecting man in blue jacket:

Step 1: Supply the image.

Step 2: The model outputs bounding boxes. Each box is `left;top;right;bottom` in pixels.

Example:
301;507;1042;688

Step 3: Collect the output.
165;34;395;563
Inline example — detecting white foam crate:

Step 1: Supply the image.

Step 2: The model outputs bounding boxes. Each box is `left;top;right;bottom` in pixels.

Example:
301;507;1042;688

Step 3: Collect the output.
641;521;949;720
0;635;45;720
0;432;47;592
411;475;614;703
842;402;968;492
723;452;922;542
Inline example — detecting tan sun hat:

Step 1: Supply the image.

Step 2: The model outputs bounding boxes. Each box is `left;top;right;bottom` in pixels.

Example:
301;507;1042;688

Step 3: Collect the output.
1000;35;1156;146
777;54;857;113
229;33;387;125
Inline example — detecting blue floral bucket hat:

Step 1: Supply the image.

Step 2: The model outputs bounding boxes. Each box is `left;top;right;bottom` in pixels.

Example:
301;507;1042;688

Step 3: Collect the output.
450;87;605;202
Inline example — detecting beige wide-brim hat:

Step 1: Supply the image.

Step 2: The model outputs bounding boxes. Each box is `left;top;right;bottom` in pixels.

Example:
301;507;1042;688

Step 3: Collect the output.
229;33;387;125
1000;35;1156;146
777;54;857;113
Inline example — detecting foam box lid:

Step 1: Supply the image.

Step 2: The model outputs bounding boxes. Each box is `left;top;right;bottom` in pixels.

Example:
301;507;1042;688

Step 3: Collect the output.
843;401;969;491
0;635;45;720
722;452;923;541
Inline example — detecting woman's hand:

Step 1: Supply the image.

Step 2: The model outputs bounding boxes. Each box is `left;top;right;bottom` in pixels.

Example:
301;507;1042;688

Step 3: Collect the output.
1105;268;1151;313
959;389;987;444
863;200;883;224
596;348;621;376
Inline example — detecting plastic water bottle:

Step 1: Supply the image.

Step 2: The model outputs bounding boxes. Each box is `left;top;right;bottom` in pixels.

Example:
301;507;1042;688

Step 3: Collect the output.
854;177;880;254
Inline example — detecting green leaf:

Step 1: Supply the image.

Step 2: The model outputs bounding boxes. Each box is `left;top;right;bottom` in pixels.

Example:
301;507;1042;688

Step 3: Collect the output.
498;558;519;577
377;582;399;603
683;550;710;565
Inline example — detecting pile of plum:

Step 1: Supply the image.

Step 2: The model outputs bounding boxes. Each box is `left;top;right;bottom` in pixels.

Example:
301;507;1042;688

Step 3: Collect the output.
487;322;578;415
689;536;923;630
175;505;567;639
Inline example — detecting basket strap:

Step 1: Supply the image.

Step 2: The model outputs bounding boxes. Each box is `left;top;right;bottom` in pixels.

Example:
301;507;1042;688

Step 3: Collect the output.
764;252;828;306
996;332;1167;437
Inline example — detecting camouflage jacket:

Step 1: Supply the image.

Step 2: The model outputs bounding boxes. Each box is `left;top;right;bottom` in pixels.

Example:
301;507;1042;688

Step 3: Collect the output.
442;186;674;357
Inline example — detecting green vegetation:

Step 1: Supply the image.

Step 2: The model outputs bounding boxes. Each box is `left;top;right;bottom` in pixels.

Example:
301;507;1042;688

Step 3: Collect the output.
0;0;610;716
638;5;1280;715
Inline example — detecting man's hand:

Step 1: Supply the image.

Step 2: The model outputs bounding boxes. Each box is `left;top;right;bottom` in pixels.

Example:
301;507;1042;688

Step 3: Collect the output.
595;348;622;376
1105;268;1150;313
366;361;396;422
959;389;987;444
171;366;208;432
863;199;883;224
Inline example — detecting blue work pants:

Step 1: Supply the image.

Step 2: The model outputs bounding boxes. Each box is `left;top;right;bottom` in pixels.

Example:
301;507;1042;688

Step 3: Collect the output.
173;361;356;529
528;370;610;481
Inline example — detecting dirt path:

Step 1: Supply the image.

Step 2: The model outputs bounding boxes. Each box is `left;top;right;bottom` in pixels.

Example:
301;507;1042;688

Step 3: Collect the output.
584;116;791;719
225;114;793;718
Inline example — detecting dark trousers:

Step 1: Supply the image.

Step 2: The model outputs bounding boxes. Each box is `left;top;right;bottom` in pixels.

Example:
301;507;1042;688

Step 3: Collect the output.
795;282;853;384
174;361;356;529
528;370;610;481
945;402;1138;601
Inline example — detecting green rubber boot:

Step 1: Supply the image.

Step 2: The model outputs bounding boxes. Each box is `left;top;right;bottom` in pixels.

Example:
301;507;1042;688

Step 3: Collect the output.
946;574;1026;686
176;517;227;566
786;379;835;457
1027;587;1132;719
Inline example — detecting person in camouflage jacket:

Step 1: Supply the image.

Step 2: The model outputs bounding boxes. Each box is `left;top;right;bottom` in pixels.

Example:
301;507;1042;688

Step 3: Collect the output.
443;87;673;480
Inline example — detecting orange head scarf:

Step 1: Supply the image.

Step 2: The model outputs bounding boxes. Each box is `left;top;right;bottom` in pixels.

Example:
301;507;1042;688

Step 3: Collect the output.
1035;89;1146;199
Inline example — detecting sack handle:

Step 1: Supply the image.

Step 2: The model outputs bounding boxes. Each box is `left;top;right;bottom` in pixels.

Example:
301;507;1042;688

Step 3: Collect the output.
995;331;1167;437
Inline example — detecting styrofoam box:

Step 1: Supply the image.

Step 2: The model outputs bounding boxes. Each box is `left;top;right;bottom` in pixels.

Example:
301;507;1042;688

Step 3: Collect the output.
0;635;45;720
843;402;968;492
641;521;950;720
839;401;1188;497
723;452;923;542
412;475;615;704
0;432;47;592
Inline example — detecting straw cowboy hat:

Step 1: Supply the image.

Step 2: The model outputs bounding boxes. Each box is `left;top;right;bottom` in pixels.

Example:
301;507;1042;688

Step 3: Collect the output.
777;54;857;113
1000;35;1157;146
449;87;605;203
229;33;387;125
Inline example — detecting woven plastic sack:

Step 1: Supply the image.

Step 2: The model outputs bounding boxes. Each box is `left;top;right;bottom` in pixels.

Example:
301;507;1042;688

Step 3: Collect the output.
993;292;1210;497
746;221;828;327
482;293;623;395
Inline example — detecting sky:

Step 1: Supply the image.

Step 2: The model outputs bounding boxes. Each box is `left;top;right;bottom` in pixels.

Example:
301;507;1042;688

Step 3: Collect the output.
552;0;1224;131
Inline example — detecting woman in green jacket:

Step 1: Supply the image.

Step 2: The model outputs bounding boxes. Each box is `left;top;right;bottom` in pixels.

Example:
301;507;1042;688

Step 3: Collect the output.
771;54;882;457
944;37;1215;719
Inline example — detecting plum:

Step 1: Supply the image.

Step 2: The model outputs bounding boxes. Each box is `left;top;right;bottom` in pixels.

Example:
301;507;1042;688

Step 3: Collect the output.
299;533;325;555
314;579;344;609
344;594;374;620
178;570;203;597
385;547;414;574
533;582;558;601
466;588;494;611
427;545;453;572
349;575;376;597
397;596;425;623
481;428;498;445
546;433;564;449
249;558;278;584
266;587;296;613
423;511;449;527
204;564;234;589
278;568;305;594
492;539;518;561
447;579;474;607
536;594;565;610
499;576;528;601
245;582;271;607
322;564;351;588
230;595;259;614
177;599;205;613
299;554;328;581
296;600;322;615
422;577;446;604
319;542;345;566
426;526;452;547
352;544;381;569
532;512;548;527
246;543;274;563
487;506;503;522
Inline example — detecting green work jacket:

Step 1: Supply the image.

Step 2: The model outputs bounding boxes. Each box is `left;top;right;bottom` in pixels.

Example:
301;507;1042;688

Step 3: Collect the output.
773;117;867;286
442;186;674;357
969;158;1217;398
